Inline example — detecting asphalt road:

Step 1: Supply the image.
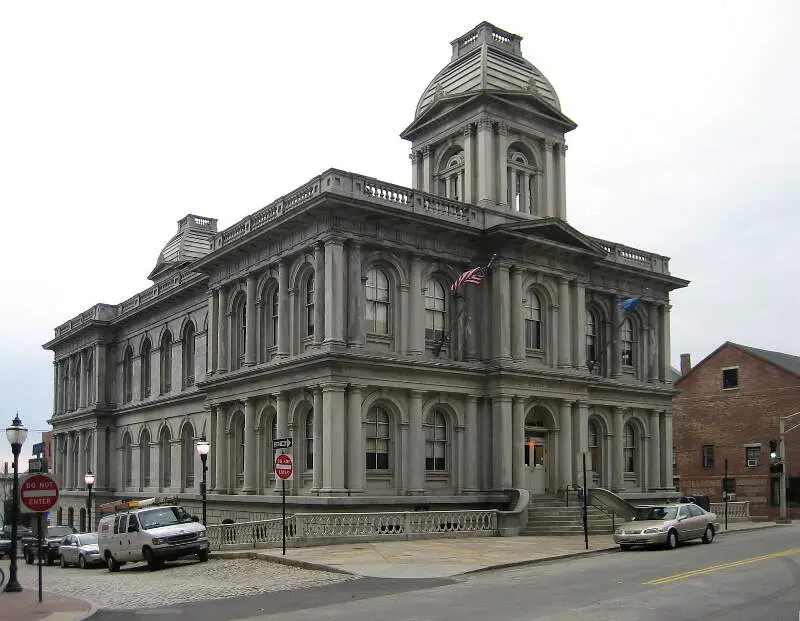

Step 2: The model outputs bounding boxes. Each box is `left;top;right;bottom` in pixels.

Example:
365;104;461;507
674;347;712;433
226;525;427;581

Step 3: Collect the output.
90;525;800;621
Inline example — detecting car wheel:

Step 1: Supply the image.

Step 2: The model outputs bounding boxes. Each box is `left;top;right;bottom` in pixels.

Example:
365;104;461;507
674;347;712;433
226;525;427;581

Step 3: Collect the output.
665;529;678;550
106;553;120;573
143;548;161;571
79;555;87;569
702;525;715;544
198;550;209;563
60;555;67;568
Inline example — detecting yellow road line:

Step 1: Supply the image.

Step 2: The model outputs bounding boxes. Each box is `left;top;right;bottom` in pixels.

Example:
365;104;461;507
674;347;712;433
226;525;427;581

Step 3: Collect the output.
646;548;800;585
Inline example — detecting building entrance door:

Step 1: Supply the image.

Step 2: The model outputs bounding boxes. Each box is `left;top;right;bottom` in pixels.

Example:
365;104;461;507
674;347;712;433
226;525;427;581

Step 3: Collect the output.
525;433;547;495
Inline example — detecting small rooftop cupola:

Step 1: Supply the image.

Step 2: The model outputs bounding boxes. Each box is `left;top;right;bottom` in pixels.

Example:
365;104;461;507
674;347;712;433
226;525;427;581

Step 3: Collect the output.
400;22;577;222
148;214;218;281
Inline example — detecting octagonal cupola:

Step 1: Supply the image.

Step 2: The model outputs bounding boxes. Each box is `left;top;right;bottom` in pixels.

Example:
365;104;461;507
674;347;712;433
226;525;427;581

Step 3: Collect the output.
401;22;577;222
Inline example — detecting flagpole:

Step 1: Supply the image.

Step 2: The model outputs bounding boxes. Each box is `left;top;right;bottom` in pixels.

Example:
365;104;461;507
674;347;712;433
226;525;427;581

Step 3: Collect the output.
434;304;467;358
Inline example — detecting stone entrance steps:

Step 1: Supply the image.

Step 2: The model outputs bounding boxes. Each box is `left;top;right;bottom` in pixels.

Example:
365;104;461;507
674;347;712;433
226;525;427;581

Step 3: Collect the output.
523;494;617;536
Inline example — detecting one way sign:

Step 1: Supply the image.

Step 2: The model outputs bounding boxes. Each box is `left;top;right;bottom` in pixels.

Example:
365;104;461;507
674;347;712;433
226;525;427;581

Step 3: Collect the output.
272;437;292;450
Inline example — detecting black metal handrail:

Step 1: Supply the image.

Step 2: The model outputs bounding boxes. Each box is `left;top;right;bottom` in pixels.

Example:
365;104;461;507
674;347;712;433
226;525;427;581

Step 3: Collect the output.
564;485;617;531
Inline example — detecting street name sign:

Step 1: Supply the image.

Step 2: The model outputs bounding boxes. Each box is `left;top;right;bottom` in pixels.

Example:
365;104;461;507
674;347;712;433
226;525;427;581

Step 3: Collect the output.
272;437;293;450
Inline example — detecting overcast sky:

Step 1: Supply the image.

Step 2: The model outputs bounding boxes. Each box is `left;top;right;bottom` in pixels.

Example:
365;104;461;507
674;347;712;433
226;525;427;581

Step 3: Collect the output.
1;1;798;467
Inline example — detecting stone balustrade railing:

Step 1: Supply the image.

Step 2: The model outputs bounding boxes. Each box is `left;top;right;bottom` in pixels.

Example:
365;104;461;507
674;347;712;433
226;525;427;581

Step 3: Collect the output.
709;501;750;521
206;509;498;550
591;237;671;275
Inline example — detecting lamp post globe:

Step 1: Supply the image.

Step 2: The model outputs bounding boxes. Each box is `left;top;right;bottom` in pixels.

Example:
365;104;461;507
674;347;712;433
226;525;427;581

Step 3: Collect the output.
196;437;210;526
4;413;28;593
85;470;95;531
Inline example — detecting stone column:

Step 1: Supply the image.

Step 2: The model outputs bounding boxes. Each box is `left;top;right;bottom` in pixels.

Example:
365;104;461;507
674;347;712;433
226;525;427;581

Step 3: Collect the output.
241;398;257;493
477;116;493;204
94;344;107;405
612;406;624;492
170;438;182;492
314;243;325;345
408;390;425;494
559;400;573;489
52;361;59;416
77;431;86;488
661;410;673;490
497;122;509;207
65;433;74;489
244;275;257;366
512;396;526;489
649;409;662;490
662;304;672;384
464;395;479;492
556;143;567;219
410;151;419;189
79;350;88;409
277;260;290;357
463;125;473;204
573;280;587;370
510;267;524;360
399;283;409;354
575;401;590;485
492;395;513;489
207;289;218;373
647;304;659;382
611;295;622;378
408;257;424;355
492;265;511;360
312;387;323;492
421;146;432;193
544;140;555;217
347;242;364;348
213;404;228;493
534;170;545;216
346;384;364;493
558;277;571;368
274;393;289;492
217;286;228;373
321;383;346;493
324;239;345;345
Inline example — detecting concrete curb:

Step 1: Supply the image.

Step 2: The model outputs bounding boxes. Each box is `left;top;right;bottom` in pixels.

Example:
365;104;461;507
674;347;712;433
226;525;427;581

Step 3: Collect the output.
461;546;619;575
211;550;355;576
717;523;787;536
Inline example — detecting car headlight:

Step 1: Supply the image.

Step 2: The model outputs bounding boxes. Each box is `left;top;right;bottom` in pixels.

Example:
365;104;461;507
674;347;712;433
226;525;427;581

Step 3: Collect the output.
614;527;623;534
642;527;666;534
198;530;206;538
151;537;165;545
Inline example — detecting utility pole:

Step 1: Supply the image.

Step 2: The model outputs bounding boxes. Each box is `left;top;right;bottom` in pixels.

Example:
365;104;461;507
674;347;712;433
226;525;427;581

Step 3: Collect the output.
778;411;800;525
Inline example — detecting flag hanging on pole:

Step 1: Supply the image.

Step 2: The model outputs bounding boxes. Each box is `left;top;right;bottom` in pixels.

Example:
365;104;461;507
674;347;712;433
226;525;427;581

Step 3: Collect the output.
619;297;641;312
450;254;497;292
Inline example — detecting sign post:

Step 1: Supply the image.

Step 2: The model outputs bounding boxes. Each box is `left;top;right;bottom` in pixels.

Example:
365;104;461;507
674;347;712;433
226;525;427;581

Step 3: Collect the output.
274;450;293;556
581;453;589;551
20;474;60;603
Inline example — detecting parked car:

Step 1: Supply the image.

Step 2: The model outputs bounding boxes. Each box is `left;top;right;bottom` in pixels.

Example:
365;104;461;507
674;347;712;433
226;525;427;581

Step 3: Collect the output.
0;533;12;559
59;532;103;569
613;502;719;550
23;525;77;565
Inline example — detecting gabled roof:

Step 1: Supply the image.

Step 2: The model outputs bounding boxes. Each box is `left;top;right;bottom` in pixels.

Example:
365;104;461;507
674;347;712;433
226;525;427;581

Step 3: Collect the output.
676;341;800;385
487;217;607;256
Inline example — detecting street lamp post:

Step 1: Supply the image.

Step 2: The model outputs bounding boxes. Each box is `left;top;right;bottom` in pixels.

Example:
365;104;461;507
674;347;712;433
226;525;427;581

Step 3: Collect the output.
84;471;95;531
778;411;800;524
196;437;210;526
4;413;28;593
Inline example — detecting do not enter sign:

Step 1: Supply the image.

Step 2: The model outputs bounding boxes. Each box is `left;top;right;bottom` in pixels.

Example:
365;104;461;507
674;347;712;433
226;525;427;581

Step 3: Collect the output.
20;473;60;513
275;453;293;480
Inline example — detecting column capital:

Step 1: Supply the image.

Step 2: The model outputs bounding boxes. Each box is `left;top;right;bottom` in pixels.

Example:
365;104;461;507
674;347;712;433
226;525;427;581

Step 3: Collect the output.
463;123;474;137
491;394;513;403
544;138;556;150
346;383;363;393
409;389;425;399
409;151;418;163
465;394;478;403
320;382;348;392
421;145;432;156
557;143;568;155
497;121;508;135
477;114;492;129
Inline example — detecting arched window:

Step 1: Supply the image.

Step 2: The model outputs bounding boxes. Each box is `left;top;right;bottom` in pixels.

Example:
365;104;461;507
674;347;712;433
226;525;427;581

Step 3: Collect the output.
586;311;599;374
74;358;82;408
365;268;390;334
424;279;446;344
67;507;74;528
159;426;171;489
305;275;315;337
234;415;245;487
57;507;63;525
365;406;390;470
140;428;151;488
269;416;278;475
140;338;152;398
80;508;86;532
507;149;538;214
424;410;448;471
271;289;279;347
524;291;542;350
588;421;599;472
182;322;196;388
86;351;95;405
624;423;636;473
231;295;246;370
437;151;464;200
122;433;133;488
122;347;133;403
621;318;635;367
160;331;173;394
181;423;195;489
305;411;314;471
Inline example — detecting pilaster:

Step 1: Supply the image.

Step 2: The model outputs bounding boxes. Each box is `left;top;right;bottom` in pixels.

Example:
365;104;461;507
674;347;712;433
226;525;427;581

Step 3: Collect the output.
324;239;346;345
242;398;257;493
408;257;425;356
212;404;228;493
492;395;513;490
649;409;662;490
463;395;479;492
497;122;509;207
347;241;364;348
321;383;347;494
313;243;325;345
511;396;525;489
277;260;290;357
312;387;323;492
611;294;622;378
477;116;494;205
557;277;571;368
492;264;511;360
346;384;364;493
207;289;218;373
575;401;590;484
544;139;555;217
556;143;567;219
407;390;425;493
421;146;432;193
648;304;659;382
573;280;587;370
510;267;524;360
558;399;573;489
217;286;228;373
612;406;624;492
662;304;672;384
661;410;674;489
244;274;257;366
462;125;474;204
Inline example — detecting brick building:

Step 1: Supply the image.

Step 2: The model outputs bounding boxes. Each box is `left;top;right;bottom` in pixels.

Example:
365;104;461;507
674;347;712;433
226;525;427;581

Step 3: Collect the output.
673;342;800;520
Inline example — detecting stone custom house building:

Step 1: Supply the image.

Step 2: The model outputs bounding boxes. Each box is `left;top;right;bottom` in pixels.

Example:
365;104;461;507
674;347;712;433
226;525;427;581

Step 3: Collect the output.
44;22;688;529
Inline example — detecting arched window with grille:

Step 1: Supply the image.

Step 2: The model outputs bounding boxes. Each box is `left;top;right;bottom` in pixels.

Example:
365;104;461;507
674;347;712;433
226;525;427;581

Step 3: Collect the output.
587;311;603;374
140;428;151;488
271;289;279;346
305;275;315;338
182;322;195;388
305;411;314;471
122;347;133;403
233;415;245;488
524;291;542;350
231;295;247;370
140;338;152;398
365;406;390;470
507;149;538;214
621;318;635;367
424;410;448;471
365;268;391;335
160;331;173;394
437;152;464;200
624;423;636;473
424;279;446;345
588;420;599;474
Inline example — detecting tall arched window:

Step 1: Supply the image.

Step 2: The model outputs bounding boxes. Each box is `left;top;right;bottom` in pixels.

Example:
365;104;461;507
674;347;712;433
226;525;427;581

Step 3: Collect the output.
588;421;599;473
182;322;196;388
231;295;246;370
123;432;133;488
305;411;314;471
437;152;464;200
621;318;635;367
524;291;542;350
305;275;315;337
424;410;448;471
365;406;390;470
234;415;245;487
365;268;390;334
507;150;537;214
586;311;599;373
140;338;152;398
140;428;151;488
271;289;279;347
181;423;195;489
159;426;171;489
86;351;95;405
122;347;133;403
624;423;636;473
160;331;173;394
424;279;446;344
74;358;82;408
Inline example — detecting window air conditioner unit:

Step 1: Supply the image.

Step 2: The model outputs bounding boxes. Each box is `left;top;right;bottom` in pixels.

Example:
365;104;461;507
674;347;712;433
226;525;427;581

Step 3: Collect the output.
747;459;758;467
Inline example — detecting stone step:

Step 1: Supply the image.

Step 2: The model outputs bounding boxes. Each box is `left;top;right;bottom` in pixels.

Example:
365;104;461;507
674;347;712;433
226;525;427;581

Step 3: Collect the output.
527;517;613;526
523;525;615;536
529;509;611;518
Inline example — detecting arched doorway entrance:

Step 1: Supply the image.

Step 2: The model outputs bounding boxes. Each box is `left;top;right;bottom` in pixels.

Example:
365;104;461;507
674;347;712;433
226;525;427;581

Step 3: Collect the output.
524;405;556;495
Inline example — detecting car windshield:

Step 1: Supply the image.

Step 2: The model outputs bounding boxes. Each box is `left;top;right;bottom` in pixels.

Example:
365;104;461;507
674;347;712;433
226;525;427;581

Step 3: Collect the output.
137;507;194;530
48;526;75;537
78;533;98;545
633;506;678;521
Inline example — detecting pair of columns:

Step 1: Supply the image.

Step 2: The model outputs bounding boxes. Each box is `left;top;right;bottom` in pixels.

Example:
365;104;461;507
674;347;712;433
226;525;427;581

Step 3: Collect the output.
610;407;673;492
56;429;104;490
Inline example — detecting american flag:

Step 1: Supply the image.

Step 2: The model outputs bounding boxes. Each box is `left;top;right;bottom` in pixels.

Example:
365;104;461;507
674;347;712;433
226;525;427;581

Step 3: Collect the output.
450;260;493;292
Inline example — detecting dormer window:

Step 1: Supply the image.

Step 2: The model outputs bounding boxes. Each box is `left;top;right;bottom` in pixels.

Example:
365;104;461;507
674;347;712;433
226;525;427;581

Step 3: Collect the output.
436;151;464;201
507;149;538;214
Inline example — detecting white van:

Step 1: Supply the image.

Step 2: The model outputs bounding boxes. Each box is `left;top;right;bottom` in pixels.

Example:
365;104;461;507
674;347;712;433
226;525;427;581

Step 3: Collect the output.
97;497;209;572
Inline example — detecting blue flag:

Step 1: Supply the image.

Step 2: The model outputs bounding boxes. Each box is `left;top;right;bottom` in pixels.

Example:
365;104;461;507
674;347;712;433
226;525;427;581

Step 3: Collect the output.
619;297;641;312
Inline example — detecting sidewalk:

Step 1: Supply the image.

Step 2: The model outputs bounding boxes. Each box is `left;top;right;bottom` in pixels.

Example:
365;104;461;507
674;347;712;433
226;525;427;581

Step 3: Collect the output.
0;587;92;621
213;520;783;579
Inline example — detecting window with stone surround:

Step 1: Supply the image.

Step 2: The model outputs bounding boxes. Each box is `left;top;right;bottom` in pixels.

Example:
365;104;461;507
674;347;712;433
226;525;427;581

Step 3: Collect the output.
624;423;636;473
160;331;173;394
271;289;279;347
140;428;151;487
588;421;599;473
365;268;391;335
231;294;246;370
621;318;635;367
424;279;446;344
122;347;133;403
507;150;537;214
366;406;390;470
305;274;315;338
181;423;195;489
182;321;195;388
524;290;542;350
424;409;448;471
436;151;464;201
702;445;714;468
159;426;171;489
122;432;133;488
305;411;314;471
140;338;152;398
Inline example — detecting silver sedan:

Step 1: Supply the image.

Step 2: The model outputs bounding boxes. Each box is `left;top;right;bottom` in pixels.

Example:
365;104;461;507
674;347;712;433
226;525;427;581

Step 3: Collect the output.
59;532;103;568
613;502;719;550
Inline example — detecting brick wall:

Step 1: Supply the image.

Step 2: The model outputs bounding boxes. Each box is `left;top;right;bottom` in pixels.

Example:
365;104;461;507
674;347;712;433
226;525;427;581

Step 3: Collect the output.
673;343;800;520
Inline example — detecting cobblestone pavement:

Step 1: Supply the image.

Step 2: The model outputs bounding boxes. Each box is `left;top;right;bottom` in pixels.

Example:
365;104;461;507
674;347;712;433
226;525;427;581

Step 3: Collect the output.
15;557;356;610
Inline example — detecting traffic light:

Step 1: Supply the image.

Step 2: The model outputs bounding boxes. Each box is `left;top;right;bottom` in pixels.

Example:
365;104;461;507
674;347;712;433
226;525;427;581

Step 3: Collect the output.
769;439;778;459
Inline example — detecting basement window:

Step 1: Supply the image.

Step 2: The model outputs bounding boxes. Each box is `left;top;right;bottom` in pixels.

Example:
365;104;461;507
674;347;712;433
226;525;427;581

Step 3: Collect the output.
722;367;739;390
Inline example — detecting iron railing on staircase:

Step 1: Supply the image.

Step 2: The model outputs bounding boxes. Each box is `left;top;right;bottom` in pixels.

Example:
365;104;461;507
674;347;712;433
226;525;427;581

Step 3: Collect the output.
563;485;617;531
